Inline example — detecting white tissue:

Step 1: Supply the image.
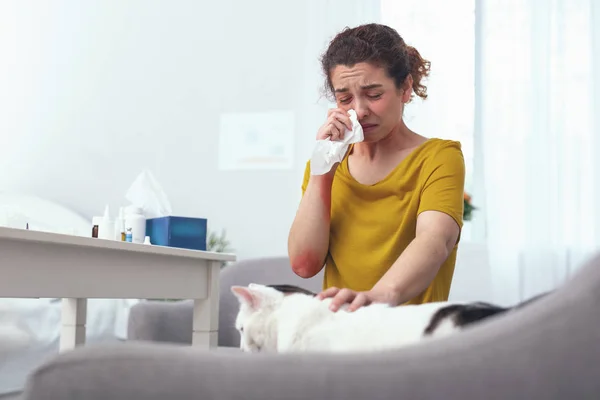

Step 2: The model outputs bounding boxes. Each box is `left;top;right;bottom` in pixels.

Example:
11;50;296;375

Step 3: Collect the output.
310;109;364;175
124;170;173;219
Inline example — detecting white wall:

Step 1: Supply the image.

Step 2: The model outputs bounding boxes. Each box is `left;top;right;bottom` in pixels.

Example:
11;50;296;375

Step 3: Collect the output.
0;0;380;260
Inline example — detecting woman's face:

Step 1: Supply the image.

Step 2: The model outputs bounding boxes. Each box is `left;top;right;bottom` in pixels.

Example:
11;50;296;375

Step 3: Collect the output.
330;62;411;142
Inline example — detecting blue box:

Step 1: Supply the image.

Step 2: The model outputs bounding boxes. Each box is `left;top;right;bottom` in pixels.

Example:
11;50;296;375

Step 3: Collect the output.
145;216;207;251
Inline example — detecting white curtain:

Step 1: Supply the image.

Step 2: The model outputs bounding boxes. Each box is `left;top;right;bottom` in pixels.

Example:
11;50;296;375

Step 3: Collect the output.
381;0;600;305
477;0;600;305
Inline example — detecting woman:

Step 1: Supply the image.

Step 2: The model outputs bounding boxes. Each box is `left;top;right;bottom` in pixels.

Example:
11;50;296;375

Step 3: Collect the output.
287;23;465;312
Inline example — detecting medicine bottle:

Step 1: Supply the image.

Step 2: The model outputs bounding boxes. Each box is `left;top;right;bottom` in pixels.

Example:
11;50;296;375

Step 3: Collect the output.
124;206;146;244
92;216;102;238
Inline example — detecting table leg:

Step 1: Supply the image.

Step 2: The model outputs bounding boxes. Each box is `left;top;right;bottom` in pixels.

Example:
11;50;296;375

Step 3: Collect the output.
60;298;87;352
192;261;220;348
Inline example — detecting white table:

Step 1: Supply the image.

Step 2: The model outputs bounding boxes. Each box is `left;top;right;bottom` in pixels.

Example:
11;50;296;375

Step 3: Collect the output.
0;226;236;351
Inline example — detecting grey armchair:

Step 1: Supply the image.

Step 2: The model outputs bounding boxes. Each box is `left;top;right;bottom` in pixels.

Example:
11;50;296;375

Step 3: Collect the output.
20;253;600;399
127;256;324;347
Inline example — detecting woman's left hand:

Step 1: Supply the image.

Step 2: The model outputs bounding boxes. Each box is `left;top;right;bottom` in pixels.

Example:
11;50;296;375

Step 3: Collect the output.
316;287;389;312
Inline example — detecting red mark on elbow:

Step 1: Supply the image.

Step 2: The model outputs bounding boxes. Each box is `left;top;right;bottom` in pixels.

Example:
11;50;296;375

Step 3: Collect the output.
291;250;322;279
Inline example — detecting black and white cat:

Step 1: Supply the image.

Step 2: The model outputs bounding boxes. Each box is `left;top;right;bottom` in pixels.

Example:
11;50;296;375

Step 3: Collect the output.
231;283;546;353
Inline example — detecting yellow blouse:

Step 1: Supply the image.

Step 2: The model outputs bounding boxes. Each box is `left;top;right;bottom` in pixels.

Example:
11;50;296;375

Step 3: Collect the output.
301;138;465;304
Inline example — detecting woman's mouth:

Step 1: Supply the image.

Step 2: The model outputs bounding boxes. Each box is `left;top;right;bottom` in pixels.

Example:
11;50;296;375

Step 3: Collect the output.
361;123;378;133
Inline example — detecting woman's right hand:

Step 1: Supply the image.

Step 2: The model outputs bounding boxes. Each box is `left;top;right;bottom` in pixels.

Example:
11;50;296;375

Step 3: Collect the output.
317;108;353;141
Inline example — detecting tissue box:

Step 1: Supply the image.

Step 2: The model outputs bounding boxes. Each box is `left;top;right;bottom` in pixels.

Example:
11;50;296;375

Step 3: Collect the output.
145;216;207;251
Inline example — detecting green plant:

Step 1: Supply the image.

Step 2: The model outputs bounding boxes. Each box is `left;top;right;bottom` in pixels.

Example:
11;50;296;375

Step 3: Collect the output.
207;228;233;253
463;192;477;221
207;228;234;269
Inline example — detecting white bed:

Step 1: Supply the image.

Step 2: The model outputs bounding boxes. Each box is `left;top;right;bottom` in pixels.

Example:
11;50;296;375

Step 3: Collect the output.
0;193;138;395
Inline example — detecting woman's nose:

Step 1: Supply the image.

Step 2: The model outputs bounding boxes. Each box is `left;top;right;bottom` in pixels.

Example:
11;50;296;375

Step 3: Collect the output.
352;101;369;120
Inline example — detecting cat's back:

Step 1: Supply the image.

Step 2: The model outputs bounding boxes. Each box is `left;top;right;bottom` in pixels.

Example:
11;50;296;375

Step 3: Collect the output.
303;301;459;352
336;301;457;332
278;294;509;353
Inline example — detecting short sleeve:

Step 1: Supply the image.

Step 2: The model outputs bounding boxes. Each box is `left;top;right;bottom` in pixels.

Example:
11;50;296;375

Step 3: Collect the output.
301;160;311;196
417;141;466;229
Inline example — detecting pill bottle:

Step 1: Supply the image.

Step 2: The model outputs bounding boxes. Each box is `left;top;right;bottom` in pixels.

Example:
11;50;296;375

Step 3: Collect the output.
124;206;146;244
91;216;102;238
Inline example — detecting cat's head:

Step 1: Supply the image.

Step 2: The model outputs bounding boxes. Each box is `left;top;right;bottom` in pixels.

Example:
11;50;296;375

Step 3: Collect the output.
230;283;285;353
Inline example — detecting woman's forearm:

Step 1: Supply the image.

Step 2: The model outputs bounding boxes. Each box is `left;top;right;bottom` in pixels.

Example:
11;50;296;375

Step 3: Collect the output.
371;233;450;305
287;174;334;278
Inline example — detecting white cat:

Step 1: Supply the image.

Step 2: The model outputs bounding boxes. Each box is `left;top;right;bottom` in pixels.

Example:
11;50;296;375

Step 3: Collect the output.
230;283;527;354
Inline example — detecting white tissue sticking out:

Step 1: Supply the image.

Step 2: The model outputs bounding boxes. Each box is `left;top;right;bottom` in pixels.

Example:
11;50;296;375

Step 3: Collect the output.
125;170;172;219
310;109;364;175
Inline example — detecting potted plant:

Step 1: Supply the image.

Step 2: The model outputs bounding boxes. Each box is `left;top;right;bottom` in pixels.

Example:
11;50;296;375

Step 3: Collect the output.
207;228;234;269
463;192;477;221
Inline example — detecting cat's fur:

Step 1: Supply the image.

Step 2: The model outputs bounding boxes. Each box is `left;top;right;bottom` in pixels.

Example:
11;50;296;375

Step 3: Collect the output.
231;283;546;354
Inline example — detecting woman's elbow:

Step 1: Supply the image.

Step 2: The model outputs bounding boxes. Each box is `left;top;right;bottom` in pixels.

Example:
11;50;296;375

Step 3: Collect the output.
292;265;320;279
289;252;323;279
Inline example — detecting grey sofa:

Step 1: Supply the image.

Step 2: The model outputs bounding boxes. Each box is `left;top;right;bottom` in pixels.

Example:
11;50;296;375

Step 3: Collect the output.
20;253;600;399
128;256;324;347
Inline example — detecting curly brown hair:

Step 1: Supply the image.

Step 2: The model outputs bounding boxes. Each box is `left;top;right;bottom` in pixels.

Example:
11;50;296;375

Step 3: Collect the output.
320;23;431;103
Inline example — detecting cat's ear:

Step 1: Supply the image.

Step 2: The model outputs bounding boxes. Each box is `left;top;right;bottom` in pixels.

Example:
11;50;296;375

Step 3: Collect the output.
231;284;279;310
231;286;254;306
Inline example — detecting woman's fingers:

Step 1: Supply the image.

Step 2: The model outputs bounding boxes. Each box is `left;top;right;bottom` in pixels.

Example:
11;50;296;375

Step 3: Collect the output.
318;109;352;141
347;292;370;312
317;116;341;141
317;288;371;312
316;287;340;300
329;288;356;312
333;111;353;131
329;118;347;140
326;108;338;117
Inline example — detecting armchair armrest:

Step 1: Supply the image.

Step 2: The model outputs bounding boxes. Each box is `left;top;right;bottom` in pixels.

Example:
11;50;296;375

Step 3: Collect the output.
127;300;193;344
